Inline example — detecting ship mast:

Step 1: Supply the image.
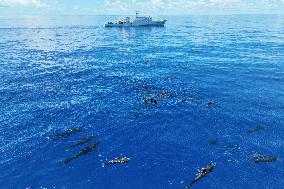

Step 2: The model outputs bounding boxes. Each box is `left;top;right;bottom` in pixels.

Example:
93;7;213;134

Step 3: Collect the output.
136;11;139;18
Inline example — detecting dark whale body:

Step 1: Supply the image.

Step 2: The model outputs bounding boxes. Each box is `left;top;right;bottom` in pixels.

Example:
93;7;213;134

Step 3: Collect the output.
48;128;82;140
61;142;99;165
66;136;93;151
186;163;215;189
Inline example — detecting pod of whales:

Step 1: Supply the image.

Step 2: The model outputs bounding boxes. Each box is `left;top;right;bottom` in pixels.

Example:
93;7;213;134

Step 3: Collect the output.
48;127;99;165
45;77;278;189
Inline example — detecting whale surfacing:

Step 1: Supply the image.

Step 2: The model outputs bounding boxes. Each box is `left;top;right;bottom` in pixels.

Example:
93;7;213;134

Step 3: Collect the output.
103;157;130;167
186;163;215;189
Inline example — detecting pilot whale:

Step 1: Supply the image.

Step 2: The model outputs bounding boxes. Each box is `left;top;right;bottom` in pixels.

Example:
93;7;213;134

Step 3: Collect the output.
249;153;277;163
186;163;215;189
48;128;82;140
255;156;276;163
144;97;159;104
61;141;99;165
66;136;93;151
103;157;130;167
246;125;264;134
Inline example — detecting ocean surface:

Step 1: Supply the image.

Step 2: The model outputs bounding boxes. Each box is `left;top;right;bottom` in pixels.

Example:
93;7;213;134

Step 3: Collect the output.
0;15;284;189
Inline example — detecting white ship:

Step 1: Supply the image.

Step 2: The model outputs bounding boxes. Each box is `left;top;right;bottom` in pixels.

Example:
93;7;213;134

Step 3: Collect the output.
105;12;167;27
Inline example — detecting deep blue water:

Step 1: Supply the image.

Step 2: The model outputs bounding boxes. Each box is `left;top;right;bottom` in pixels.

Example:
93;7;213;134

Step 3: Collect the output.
0;15;284;189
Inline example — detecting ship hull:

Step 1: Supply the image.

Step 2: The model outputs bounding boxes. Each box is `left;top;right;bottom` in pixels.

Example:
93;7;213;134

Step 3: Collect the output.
105;20;167;27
